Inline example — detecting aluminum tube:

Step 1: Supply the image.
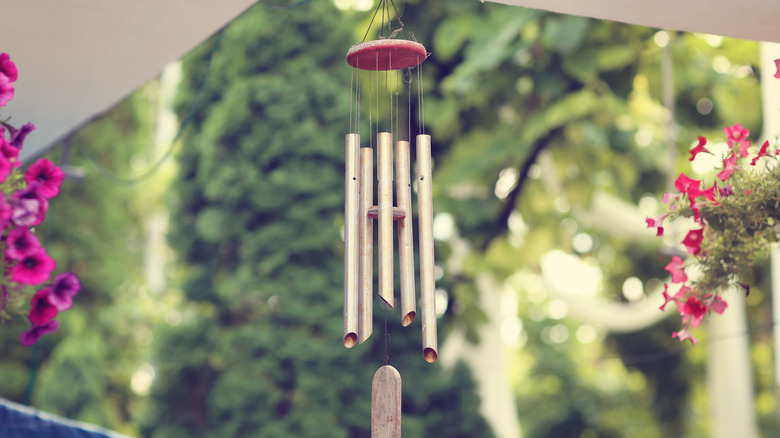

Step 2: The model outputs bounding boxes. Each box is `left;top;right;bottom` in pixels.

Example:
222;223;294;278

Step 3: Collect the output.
358;147;374;344
416;134;438;363
396;140;416;326
378;132;394;309
343;133;360;348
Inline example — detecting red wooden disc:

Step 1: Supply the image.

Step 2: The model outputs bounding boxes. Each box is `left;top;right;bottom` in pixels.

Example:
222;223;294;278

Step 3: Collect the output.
346;40;427;71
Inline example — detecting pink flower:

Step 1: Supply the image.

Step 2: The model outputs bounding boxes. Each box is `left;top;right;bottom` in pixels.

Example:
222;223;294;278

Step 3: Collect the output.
0;73;13;107
682;228;704;256
11;247;56;285
0;137;20;167
724;123;749;154
20;320;58;346
645;214;668;236
775;59;780;79
5;227;41;260
25;159;64;199
751;140;770;166
679;296;708;328
708;295;728;315
672;326;698;345
689;136;710;161
0;192;12;231
47;272;81;311
661;192;675;204
28;288;58;325
0;152;11;184
660;284;674;311
700;183;718;205
11;186;48;227
0;53;17;82
665;256;688;283
716;152;739;181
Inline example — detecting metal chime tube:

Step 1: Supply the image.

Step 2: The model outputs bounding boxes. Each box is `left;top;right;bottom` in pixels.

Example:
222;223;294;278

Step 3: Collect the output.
395;140;416;326
378;132;394;309
343;133;360;348
416;134;438;363
358;147;374;344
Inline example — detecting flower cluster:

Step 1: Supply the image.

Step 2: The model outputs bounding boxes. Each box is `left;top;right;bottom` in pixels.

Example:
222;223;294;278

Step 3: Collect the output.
0;53;80;345
646;123;780;344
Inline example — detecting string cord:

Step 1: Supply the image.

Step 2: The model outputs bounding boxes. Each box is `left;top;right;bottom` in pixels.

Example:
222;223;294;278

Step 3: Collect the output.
384;303;392;365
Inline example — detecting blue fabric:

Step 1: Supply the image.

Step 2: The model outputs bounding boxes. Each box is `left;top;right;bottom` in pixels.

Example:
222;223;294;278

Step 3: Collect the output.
0;398;132;438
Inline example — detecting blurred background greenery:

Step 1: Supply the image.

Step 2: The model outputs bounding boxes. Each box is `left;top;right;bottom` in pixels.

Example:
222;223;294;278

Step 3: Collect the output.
0;0;776;436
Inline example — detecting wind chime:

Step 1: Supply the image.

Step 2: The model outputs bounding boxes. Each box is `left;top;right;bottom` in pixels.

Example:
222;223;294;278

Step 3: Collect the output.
343;2;435;436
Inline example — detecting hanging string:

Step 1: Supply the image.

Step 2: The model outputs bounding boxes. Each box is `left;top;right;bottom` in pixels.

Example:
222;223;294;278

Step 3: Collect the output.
384;302;392;365
349;69;354;135
362;0;384;43
419;62;425;135
368;63;372;148
395;69;400;141
406;69;413;143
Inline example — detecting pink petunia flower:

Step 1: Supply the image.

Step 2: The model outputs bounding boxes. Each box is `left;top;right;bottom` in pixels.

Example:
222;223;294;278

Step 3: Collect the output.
28;288;58;325
11;186;49;227
20;320;58;346
25;159;65;199
0;53;17;82
46;272;81;311
0;136;20;167
682;228;705;256
751;140;770;166
708;294;728;315
11;247;56;285
5;227;41;260
672;326;698;345
665;256;688;283
689;136;710;161
716;152;739;181
719;185;734;197
0;73;13;107
724;123;749;153
775;59;780;79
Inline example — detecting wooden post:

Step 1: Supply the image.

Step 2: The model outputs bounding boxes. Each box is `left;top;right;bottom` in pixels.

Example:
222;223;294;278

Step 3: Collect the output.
371;365;402;438
343;133;360;348
416;134;438;363
396;140;416;327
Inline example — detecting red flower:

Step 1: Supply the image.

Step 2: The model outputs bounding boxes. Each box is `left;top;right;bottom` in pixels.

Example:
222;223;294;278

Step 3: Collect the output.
11;248;56;285
682;228;704;256
25;159;65;199
674;173;701;199
679;296;708;328
700;183;718;205
751;140;770;166
5;227;41;260
20;320;58;346
0;53;17;82
665;256;688;283
716;152;739;181
775;58;780;79
28;288;58;326
689;136;710;161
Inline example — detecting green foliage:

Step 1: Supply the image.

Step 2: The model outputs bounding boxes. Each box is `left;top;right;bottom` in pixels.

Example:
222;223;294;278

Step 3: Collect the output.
144;2;493;437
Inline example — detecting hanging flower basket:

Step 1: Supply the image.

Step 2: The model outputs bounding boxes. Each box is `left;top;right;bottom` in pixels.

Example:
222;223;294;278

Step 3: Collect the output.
0;53;80;345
